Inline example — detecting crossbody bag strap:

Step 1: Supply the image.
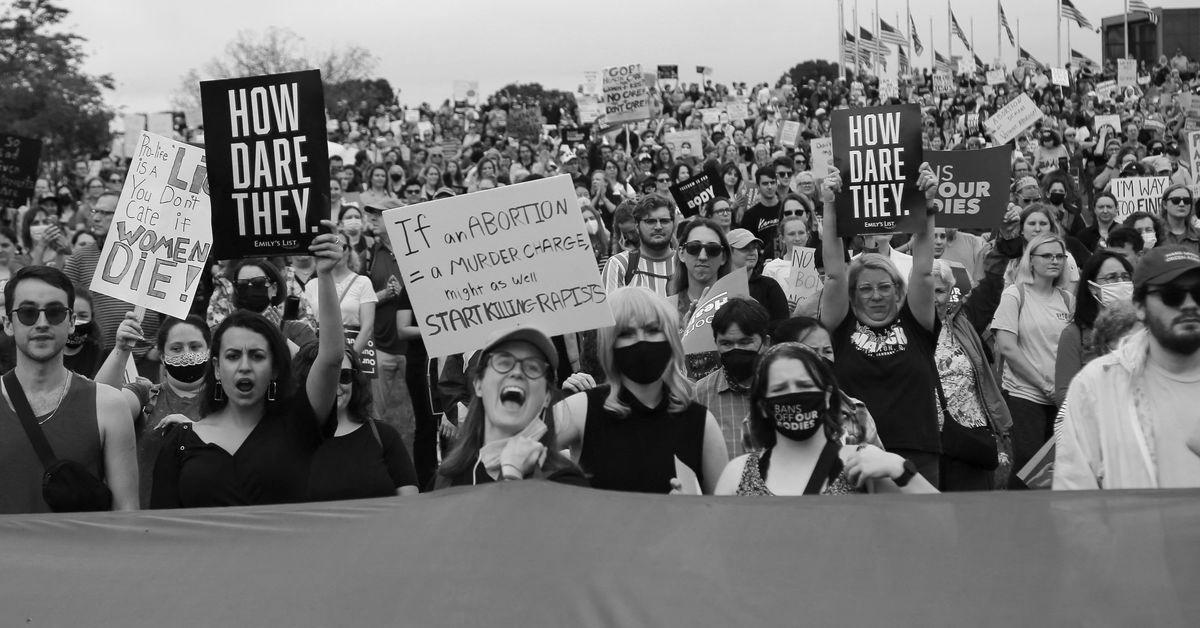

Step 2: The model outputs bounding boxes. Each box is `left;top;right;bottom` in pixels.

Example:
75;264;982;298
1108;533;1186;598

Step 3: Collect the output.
803;439;844;495
366;417;383;447
4;370;57;470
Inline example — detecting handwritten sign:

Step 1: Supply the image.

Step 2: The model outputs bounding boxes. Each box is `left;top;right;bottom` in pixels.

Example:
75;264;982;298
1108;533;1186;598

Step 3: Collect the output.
878;77;899;101
663;130;703;161
926;146;1013;229
778;121;802;148
201;69;330;259
1093;114;1121;137
0;134;41;205
90;131;211;319
810;137;834;176
986;69;1006;86
681;270;749;355
933;72;954;95
669;171;727;219
581;70;601;96
724;98;750;121
983;93;1044;146
700;108;722;126
1117;59;1137;88
1050;68;1070;87
831;104;925;236
1111;176;1169;221
1190;132;1200;199
781;247;822;315
603;63;650;124
577;95;604;124
380;175;613;357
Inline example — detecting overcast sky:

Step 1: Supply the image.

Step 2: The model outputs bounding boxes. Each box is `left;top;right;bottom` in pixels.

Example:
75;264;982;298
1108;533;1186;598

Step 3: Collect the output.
61;0;1191;116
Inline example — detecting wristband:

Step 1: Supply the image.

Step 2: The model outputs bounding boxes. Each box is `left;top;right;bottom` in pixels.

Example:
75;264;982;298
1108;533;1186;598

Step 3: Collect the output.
500;463;523;481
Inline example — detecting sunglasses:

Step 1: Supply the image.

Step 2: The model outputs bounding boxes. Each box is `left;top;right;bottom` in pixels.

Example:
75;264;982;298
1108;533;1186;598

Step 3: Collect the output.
1148;283;1200;308
656;177;671;183
487;352;549;379
10;303;72;326
339;368;356;385
683;241;724;257
776;171;793;178
783;209;806;217
405;188;422;194
1166;196;1192;205
236;277;271;289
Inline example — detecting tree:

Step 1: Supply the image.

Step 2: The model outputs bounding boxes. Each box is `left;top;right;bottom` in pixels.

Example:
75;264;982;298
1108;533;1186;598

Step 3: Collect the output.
0;0;115;163
777;60;843;87
172;27;379;122
325;78;396;124
492;82;575;125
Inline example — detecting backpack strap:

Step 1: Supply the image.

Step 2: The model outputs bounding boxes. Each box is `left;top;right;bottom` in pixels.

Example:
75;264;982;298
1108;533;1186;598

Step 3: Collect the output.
623;250;641;286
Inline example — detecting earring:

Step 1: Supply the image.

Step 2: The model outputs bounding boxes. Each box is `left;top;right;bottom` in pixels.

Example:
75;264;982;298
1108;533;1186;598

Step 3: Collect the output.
267;380;277;401
213;381;224;401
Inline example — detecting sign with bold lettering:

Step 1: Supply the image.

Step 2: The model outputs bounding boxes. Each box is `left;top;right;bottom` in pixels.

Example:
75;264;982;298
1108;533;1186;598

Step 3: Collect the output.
669;171;728;218
982;93;1044;145
926;146;1013;229
663;130;702;161
0;134;41;205
779;247;822;315
681;269;749;355
602;63;650;124
201;69;330;259
381;175;613;357
830;104;925;236
1111;176;1169;221
1117;59;1137;88
90;131;211;319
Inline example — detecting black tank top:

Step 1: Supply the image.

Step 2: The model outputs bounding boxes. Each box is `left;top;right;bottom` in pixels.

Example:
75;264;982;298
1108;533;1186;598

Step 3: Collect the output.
579;385;707;494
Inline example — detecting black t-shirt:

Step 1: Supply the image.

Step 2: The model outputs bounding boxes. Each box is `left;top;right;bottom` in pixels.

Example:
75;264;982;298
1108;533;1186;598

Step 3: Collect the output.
396;289;426;359
364;242;406;355
832;304;941;453
63;342;101;378
308;421;417;501
741;201;780;245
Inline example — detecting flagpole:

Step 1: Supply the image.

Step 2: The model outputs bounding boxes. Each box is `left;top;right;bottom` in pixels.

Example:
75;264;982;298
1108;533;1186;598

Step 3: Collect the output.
874;0;881;79
1017;18;1021;57
1057;0;1062;67
906;0;913;74
1067;17;1072;68
854;0;861;79
1124;0;1129;59
930;15;935;72
839;0;846;80
996;1;1002;68
947;0;952;62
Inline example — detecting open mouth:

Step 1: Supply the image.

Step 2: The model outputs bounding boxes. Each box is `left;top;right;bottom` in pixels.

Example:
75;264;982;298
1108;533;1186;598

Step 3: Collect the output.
499;386;527;410
234;378;255;393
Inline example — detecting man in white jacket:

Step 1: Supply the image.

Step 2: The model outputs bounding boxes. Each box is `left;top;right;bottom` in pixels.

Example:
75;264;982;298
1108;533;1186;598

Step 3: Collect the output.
1055;247;1200;489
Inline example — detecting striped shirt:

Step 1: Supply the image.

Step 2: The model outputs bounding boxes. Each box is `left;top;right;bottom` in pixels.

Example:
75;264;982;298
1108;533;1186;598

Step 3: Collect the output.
64;243;159;353
694;368;751;457
601;250;677;299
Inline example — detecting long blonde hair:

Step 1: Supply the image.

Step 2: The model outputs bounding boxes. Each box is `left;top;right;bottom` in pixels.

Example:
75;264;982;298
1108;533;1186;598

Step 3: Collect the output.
598;286;694;417
1014;233;1069;288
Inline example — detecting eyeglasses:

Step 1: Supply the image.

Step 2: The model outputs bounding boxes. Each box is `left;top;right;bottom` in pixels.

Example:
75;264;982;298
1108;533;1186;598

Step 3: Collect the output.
1032;253;1068;262
856;283;895;297
486;352;549;379
236;277;272;289
640;218;672;227
656;177;671;183
712;207;732;215
1095;272;1132;283
1166;196;1192;205
683;241;724;257
339;368;356;385
10;304;72;326
1148;283;1200;308
782;209;806;217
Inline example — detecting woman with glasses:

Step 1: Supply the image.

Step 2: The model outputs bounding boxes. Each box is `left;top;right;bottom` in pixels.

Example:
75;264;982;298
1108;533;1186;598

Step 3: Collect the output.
670;218;733;333
436;328;587;488
554;286;728;494
1005;205;1085;291
702;196;734;233
989;233;1075;486
1053;250;1135;407
1158;184;1199;254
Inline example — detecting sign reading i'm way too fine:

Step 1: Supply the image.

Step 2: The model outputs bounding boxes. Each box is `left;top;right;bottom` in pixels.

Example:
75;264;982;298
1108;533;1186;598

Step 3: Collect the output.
90;131;212;319
200;69;330;259
381;175;614;357
831;103;925;236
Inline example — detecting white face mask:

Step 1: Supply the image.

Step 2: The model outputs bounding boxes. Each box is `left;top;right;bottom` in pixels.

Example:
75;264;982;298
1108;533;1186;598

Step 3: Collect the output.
1141;231;1157;248
1088;280;1133;308
29;224;49;242
342;217;363;234
584;218;599;235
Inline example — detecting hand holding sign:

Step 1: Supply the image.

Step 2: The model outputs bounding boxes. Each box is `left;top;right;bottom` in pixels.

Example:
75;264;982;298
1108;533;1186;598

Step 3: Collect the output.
310;219;342;272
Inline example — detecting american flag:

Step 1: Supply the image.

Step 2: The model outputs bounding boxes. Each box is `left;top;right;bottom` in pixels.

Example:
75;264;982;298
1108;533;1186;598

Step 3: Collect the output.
998;2;1015;46
1071;48;1097;67
842;32;873;67
909;13;924;55
1129;0;1159;25
879;19;908;47
934;52;952;74
859;27;890;55
1060;0;1094;31
898;46;910;74
1019;47;1044;71
974;53;985;70
950;10;972;51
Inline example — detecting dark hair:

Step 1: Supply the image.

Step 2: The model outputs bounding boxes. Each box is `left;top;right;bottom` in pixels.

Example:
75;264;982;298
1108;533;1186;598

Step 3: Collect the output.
200;311;293;418
1105;226;1143;253
4;265;75;315
19;205;52;250
754;167;776;184
711;297;770;341
772;316;827;344
337;204;363;222
1073;250;1134;329
672;218;733;296
0;226;17;250
291;343;373;424
772;155;793;173
156;314;212;353
634;193;672;221
720;162;742;190
747;343;842;449
702;195;732;219
226;258;287;307
670;162;692;183
1123;211;1165;244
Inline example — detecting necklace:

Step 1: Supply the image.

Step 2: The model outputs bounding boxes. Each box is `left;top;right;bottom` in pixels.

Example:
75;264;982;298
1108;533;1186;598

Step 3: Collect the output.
37;375;72;425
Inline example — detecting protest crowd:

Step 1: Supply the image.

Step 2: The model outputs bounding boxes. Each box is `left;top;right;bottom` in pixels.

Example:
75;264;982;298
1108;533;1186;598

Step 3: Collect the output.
4;36;1200;515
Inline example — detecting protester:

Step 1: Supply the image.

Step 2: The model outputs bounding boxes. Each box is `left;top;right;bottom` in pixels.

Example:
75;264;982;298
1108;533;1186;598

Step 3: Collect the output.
601;194;677;298
693;298;769;457
1053;251;1135;406
1158;184;1198;253
1077;192;1119;251
303;231;376;357
727;228;788;321
702;196;734;233
741;168;782;245
60;287;100;378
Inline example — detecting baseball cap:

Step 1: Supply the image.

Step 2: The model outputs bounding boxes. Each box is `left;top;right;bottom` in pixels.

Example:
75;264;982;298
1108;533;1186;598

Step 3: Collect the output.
1014;176;1040;193
362;198;404;213
1133;246;1200;292
726;228;763;250
479;326;559;375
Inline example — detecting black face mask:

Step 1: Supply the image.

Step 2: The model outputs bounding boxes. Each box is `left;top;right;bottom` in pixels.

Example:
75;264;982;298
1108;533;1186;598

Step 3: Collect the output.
612;340;673;384
65;321;94;349
235;283;272;313
390;173;403;182
163;350;210;383
720;348;759;383
765;391;827;441
1048;192;1066;205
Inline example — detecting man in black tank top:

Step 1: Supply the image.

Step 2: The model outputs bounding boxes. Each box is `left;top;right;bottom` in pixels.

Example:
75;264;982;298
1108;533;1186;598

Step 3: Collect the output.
0;266;137;514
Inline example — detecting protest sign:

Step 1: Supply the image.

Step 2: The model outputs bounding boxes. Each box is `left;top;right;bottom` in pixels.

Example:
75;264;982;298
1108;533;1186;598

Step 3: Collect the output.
1111;176;1169;221
121;114;147;159
933;72;954;95
663;130;703;161
956;57;975;76
345;329;376;378
680;269;749;356
926;146;1013;229
453;80;479;106
986;69;1006;85
581;70;601;96
90;131;211;319
724;99;750;121
1050;68;1070;87
779;247;823;315
404;109;420;124
878;77;899;101
700;108;722;126
603;64;650;124
380;175;613;357
201;69;330;259
0;134;41;205
809;137;834;176
1190;132;1200;194
830;104;925;236
778;120;801;148
657;64;678;79
1117;59;1137;88
577;96;604;124
982;93;1043;145
669;170;728;218
1093;114;1121;137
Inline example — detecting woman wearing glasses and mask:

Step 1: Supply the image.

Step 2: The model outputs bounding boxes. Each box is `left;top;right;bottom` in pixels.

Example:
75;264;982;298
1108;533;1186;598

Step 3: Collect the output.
989;233;1075;487
1053;250;1135;407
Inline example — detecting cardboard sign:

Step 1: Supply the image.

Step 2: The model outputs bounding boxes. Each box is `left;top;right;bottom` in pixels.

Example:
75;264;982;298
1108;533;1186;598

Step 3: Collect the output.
201;69;330;259
700;108;722;126
830;104;925;236
926;146;1014;229
933;72;954;95
986;69;1006;85
603;64;650;124
956;57;975;76
1117;59;1137;88
380;175;613;357
0;134;41;204
878;77;899;101
778;120;802;148
725;99;750;121
1093;114;1121;137
581;70;601;96
452;80;479;105
982;93;1044;145
90;132;212;319
1190;132;1200;195
781;247;823;315
810;137;834;176
1050;68;1070;87
1111;176;1169;221
663;130;703;161
669;170;727;218
576;95;604;124
680;270;749;355
657;64;678;79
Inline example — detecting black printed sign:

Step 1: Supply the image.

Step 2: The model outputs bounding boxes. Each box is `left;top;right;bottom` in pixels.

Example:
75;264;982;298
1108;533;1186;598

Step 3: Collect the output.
669;171;728;218
201;69;330;259
657;65;678;79
831;104;925;236
0;134;42;205
926;146;1013;229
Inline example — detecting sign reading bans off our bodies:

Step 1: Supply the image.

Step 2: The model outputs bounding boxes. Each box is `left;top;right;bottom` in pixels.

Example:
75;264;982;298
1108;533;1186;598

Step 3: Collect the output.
201;69;330;259
382;175;615;357
925;146;1013;229
91;131;212;320
831;104;925;236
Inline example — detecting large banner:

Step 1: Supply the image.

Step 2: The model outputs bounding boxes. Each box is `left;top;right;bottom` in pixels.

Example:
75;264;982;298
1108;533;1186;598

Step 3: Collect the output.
1111;176;1170;221
201;69;330;259
662;130;702;162
680;270;750;355
602;64;650;124
926;146;1013;229
669;170;727;218
0;134;41;205
90;132;211;319
983;94;1043;145
381;175;613;357
831;104;925;236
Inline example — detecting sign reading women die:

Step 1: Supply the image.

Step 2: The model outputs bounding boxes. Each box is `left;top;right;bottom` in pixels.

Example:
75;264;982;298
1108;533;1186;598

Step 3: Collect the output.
382;175;614;357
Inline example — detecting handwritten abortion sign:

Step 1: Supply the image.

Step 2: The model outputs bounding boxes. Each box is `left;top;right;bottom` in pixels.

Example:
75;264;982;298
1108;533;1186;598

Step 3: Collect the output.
983;93;1043;146
1111;176;1169;221
1117;59;1137;88
680;269;750;355
831;104;925;236
926;146;1013;229
663;130;703;161
933;72;954;95
781;247;822;315
603;64;650;124
1050;68;1070;87
0;134;41;204
90;132;211;319
201;69;330;259
810;137;833;175
381;175;613;357
669;171;727;218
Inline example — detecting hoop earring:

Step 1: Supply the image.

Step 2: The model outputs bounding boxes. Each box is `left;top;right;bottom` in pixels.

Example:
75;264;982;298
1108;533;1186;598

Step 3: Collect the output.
213;381;224;401
267;380;277;401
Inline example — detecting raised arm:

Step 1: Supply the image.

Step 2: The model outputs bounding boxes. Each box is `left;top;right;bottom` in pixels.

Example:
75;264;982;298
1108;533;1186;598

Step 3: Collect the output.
907;163;939;331
305;221;346;422
95;311;147;418
818;172;849;330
